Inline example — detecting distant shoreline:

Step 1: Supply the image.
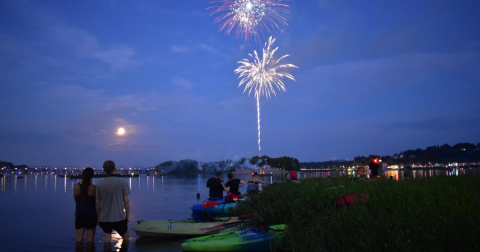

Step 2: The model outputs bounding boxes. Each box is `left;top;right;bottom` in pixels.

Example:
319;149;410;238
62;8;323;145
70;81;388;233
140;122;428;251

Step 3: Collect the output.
232;169;288;175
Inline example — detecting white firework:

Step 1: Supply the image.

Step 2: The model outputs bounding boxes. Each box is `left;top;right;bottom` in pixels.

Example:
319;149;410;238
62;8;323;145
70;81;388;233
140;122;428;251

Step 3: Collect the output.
208;0;290;41
234;36;298;154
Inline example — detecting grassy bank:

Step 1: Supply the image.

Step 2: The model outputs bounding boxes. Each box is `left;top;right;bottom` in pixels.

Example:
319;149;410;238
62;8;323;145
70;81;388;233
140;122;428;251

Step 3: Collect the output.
234;176;480;252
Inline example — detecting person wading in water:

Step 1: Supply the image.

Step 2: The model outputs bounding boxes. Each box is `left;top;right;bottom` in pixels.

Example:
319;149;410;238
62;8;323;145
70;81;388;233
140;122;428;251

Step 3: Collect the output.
73;167;97;246
247;172;268;194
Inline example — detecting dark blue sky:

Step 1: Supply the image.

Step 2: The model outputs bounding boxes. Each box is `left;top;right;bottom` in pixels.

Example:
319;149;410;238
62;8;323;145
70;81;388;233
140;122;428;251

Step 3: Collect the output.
1;0;479;167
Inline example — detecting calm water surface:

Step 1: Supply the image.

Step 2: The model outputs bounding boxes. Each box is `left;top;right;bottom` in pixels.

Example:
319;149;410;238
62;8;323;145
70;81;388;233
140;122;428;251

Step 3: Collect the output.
0;168;478;252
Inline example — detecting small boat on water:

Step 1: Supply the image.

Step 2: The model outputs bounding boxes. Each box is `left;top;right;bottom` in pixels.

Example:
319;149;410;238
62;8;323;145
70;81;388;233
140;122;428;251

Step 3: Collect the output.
131;217;247;238
181;224;287;252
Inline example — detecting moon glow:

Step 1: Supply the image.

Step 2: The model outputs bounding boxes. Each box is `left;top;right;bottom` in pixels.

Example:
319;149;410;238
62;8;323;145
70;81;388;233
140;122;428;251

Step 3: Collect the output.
117;127;126;136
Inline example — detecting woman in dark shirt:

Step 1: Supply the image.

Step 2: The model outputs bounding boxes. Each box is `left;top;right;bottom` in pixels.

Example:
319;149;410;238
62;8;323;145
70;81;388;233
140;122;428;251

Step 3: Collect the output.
73;167;97;243
225;173;245;196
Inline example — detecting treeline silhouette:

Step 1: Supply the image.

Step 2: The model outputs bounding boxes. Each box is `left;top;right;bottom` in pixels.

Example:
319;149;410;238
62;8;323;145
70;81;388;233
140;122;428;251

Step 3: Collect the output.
0;160;28;170
300;142;480;169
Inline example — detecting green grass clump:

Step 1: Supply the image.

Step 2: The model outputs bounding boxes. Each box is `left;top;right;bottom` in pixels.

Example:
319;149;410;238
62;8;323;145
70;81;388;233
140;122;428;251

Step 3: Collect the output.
234;176;480;252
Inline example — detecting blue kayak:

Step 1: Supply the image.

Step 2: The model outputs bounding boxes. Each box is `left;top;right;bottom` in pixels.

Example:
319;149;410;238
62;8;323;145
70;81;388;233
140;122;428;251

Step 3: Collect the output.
191;201;236;218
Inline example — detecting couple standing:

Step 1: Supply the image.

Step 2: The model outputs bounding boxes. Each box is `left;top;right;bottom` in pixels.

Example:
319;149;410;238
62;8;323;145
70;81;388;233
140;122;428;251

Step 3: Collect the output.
206;171;244;200
74;160;130;247
207;171;267;199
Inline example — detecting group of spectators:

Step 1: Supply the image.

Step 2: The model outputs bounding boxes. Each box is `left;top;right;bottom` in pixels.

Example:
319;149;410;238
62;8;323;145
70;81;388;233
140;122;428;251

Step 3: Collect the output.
206;171;268;200
74;162;283;248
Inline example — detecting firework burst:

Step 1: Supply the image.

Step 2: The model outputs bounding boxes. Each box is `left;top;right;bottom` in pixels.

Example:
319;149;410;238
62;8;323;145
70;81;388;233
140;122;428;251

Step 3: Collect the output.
208;0;291;42
235;36;298;154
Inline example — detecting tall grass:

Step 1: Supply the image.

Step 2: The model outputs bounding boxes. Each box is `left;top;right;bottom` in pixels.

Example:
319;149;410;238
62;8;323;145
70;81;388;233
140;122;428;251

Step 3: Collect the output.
234;176;480;252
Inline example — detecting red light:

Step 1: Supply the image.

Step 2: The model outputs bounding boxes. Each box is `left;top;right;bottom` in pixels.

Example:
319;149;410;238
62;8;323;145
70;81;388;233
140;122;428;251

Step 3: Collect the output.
373;158;378;164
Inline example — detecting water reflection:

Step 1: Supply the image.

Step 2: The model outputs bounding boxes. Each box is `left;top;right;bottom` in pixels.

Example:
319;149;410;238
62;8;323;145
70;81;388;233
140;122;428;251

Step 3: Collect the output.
111;231;129;252
300;170;345;179
385;170;401;181
197;175;200;194
134;238;181;251
75;242;96;252
298;167;480;182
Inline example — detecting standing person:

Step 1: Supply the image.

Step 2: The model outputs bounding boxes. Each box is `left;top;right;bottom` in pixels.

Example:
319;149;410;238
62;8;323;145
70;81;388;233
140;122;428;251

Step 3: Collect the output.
96;160;130;245
286;171;298;181
73;167;97;244
206;171;227;200
225;173;245;196
247;172;268;194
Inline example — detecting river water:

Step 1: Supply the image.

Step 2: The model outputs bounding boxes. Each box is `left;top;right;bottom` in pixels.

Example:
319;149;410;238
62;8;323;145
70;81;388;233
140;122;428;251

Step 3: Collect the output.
0;168;478;252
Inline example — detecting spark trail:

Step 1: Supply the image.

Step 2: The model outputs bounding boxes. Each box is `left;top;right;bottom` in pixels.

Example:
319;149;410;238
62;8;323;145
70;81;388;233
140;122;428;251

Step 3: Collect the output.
208;0;291;42
234;36;298;154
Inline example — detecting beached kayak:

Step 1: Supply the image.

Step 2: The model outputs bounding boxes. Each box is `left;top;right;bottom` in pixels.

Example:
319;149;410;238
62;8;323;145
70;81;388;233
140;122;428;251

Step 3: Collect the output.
191;201;237;218
181;224;287;252
131;217;247;238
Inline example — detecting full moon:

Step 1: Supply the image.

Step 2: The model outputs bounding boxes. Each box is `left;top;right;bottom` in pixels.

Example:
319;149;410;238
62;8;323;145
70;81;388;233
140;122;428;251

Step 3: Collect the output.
117;127;125;136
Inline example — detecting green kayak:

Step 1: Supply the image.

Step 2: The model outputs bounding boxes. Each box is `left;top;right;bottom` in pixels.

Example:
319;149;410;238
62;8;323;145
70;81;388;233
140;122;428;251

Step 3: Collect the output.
131;217;247;238
181;224;287;252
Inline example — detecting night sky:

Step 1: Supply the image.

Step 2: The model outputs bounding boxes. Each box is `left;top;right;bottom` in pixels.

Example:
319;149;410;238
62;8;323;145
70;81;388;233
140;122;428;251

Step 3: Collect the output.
1;0;479;167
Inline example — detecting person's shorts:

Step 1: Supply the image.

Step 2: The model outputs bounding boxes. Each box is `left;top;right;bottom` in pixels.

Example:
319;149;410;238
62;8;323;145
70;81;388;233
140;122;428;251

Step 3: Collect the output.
247;184;259;194
75;214;97;230
99;218;128;236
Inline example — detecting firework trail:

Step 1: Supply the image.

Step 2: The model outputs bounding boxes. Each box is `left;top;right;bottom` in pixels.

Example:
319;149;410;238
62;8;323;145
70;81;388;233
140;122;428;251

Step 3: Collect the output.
208;0;291;42
234;36;298;154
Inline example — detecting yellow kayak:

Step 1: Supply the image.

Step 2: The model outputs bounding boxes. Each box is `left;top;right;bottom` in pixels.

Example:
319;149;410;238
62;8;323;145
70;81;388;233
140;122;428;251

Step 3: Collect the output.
131;217;247;238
